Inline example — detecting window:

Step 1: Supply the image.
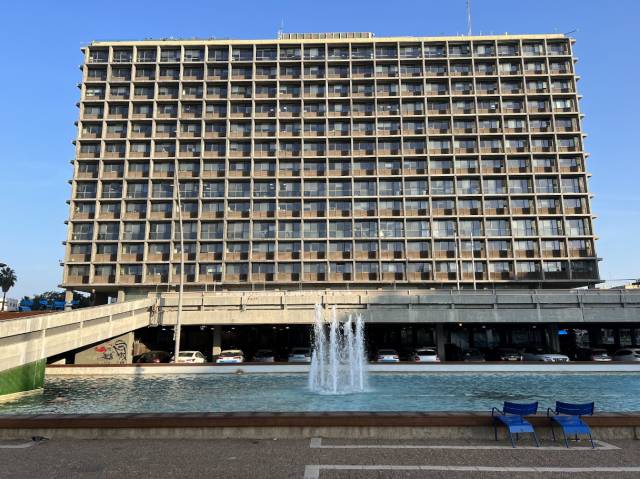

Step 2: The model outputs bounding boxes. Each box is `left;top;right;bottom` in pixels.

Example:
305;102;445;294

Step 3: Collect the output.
486;220;510;236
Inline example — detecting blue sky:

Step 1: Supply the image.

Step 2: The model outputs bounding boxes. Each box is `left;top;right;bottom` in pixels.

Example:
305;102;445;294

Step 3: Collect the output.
0;0;638;298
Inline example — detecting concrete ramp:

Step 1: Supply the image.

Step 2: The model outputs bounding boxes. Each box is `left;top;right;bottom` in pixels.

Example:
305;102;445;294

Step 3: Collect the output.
0;298;154;398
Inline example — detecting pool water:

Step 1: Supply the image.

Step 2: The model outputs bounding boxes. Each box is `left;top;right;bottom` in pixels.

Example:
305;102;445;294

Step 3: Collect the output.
1;373;639;415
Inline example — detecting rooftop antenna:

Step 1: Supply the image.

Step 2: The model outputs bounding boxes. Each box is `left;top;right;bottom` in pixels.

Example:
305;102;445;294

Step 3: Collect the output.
466;0;472;36
277;19;284;39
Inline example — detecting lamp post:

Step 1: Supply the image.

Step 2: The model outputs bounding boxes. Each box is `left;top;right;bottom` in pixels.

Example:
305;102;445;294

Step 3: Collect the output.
453;228;460;291
173;170;185;361
470;232;477;290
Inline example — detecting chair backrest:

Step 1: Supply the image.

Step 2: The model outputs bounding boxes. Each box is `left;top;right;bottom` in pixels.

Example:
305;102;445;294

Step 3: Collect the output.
556;401;594;416
503;401;538;416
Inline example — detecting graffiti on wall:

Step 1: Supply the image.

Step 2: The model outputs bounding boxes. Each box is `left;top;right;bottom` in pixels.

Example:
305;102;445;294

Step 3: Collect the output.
94;340;128;363
75;333;133;365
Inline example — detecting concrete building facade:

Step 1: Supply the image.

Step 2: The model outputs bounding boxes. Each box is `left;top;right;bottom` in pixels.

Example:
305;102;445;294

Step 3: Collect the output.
63;32;598;299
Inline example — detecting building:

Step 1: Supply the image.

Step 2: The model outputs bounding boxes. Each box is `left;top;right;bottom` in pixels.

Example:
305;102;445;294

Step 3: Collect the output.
0;297;19;312
63;32;599;306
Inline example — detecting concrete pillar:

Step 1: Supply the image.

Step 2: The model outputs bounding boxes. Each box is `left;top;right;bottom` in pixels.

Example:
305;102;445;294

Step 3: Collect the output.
116;290;126;303
435;324;446;360
549;323;560;353
64;289;74;311
212;327;222;357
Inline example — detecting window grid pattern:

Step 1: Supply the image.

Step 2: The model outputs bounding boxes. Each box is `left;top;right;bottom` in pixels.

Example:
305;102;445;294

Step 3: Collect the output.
66;35;598;288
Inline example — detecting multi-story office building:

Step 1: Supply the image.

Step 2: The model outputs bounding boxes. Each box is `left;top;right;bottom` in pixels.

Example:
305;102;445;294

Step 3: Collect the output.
63;32;599;299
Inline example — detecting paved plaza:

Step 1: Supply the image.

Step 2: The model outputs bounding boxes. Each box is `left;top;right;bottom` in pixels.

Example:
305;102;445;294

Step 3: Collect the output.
1;436;640;478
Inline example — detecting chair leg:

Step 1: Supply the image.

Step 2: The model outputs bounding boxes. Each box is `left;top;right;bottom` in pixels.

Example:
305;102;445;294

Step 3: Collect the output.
493;420;498;442
515;433;519;442
508;430;516;448
533;431;540;447
550;422;556;441
562;430;569;448
589;432;595;449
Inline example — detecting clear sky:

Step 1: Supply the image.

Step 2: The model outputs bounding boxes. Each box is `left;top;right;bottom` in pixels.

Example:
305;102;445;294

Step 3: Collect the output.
1;0;639;299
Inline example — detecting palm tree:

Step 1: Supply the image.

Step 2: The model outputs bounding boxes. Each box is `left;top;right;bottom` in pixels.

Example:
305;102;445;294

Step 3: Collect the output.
0;267;17;312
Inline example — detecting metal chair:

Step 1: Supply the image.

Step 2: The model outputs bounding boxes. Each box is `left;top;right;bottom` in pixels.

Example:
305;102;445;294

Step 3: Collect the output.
547;401;595;448
492;401;540;448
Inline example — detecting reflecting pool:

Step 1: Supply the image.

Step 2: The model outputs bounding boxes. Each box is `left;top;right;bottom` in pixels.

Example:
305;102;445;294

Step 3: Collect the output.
1;372;639;415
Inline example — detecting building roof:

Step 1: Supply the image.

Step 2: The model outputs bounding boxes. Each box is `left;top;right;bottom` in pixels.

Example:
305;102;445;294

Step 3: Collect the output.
89;33;568;47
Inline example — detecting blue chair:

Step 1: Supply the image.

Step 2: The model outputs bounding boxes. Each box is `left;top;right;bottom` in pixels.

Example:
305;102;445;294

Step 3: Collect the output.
492;401;540;448
547;401;595;448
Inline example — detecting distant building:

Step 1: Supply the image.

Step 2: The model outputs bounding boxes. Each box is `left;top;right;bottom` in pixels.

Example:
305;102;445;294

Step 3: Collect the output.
0;297;19;312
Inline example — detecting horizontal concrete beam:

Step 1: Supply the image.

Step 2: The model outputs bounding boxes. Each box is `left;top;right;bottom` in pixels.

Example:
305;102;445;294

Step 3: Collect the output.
154;289;640;325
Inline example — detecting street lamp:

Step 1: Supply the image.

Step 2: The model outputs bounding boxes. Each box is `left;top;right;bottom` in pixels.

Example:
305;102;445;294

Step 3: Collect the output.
173;169;185;361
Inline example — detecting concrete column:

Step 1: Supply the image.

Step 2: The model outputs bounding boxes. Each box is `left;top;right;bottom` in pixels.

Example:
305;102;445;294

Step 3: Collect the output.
116;290;126;303
549;323;560;353
212;327;222;357
435;324;446;360
64;289;74;311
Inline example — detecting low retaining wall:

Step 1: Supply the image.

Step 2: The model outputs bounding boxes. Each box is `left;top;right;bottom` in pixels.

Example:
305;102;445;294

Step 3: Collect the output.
0;360;45;400
46;362;640;376
0;412;638;440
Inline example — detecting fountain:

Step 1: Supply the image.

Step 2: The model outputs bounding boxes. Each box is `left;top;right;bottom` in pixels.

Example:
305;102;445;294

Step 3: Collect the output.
308;304;367;394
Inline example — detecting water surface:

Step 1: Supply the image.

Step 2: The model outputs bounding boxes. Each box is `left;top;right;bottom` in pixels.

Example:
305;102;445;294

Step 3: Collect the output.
1;373;639;415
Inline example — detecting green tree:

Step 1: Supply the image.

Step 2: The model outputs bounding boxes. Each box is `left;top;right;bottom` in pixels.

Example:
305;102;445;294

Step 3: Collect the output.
0;266;17;312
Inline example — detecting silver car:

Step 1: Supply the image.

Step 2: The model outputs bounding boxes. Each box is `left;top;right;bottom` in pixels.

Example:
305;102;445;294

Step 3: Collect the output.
612;348;640;362
522;347;570;362
288;347;312;363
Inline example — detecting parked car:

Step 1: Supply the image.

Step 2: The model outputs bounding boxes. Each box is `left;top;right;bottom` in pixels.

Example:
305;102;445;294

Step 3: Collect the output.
288;347;312;363
612;348;640;362
216;350;244;364
412;348;440;363
461;348;486;362
135;351;171;363
253;349;276;362
173;351;206;364
376;349;400;363
576;348;612;362
490;347;523;361
521;347;570;362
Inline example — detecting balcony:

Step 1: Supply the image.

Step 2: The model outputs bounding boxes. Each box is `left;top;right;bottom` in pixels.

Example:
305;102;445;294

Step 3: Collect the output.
68;253;90;262
225;273;248;282
407;272;432;281
148;252;170;262
147;274;168;284
434;271;457;281
119;274;142;284
488;249;512;259
67;275;89;284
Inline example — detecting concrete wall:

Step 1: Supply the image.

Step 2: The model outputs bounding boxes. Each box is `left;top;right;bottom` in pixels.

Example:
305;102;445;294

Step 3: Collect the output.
154;289;640;326
73;332;134;365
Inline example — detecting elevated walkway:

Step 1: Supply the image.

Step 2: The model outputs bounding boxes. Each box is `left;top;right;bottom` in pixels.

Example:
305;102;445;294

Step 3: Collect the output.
0;298;153;398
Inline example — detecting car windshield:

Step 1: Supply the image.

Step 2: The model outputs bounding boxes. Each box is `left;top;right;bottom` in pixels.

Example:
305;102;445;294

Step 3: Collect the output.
220;351;241;356
378;350;397;355
256;350;272;355
500;349;519;354
178;352;193;357
291;349;309;354
592;349;607;355
416;349;436;355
